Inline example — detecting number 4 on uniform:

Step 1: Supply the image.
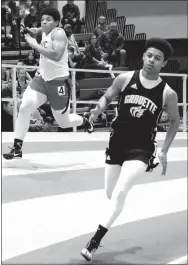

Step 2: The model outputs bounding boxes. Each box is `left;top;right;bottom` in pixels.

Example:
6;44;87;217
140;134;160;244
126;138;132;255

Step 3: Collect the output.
57;86;65;96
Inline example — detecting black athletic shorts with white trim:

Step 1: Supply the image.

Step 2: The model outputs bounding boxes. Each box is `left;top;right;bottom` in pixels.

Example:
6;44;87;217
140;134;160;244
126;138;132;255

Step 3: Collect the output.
105;134;159;172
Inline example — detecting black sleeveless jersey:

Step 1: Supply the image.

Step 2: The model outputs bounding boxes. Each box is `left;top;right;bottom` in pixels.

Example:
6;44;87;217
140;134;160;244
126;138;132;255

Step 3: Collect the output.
111;70;166;146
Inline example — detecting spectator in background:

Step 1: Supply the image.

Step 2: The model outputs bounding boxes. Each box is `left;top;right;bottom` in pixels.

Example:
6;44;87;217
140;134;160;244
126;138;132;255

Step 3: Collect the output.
8;0;22;49
20;0;33;24
23;51;38;78
100;22;126;67
16;60;32;81
1;1;11;35
24;5;40;29
1;100;14;132
29;108;45;132
94;16;110;40
16;69;31;97
2;79;13;98
64;24;85;68
61;0;84;33
2;68;10;84
83;34;113;77
38;0;52;16
29;108;56;132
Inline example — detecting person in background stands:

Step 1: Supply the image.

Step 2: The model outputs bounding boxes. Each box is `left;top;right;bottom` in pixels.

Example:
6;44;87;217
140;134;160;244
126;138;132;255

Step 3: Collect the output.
16;60;32;82
94;16;110;40
2;68;10;84
24;5;40;29
83;34;115;78
16;69;31;97
1;100;14;132
23;51;38;78
38;0;52;15
64;24;85;69
83;34;109;70
8;0;22;49
20;0;33;24
1;0;11;37
61;0;84;33
2;79;13;98
100;22;126;67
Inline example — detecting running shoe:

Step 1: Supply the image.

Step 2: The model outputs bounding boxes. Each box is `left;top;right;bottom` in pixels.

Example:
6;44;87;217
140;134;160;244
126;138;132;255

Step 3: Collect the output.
3;147;22;160
81;239;99;261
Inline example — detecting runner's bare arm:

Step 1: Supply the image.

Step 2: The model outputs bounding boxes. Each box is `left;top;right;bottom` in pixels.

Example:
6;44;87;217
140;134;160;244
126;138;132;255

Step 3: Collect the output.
93;73;129;115
161;85;180;153
25;28;67;62
24;27;42;38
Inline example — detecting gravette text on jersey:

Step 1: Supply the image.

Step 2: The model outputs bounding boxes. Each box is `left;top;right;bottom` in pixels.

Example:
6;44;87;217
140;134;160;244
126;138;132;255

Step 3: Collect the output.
124;94;157;114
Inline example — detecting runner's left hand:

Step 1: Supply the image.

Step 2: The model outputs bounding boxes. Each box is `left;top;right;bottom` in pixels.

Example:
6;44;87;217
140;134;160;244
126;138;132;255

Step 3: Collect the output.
158;151;167;175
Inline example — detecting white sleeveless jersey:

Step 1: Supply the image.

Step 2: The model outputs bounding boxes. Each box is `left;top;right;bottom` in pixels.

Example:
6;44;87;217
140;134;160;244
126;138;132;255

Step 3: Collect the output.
39;28;69;81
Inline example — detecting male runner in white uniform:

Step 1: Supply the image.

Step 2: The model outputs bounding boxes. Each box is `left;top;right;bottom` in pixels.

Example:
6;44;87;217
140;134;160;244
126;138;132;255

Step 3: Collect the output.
3;8;93;160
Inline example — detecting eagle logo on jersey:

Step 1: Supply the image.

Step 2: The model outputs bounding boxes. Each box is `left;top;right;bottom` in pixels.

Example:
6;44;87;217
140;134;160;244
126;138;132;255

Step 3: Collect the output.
130;106;146;118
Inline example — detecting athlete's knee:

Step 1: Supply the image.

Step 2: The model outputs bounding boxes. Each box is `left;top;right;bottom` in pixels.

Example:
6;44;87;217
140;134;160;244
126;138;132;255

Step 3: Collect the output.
19;99;36;116
58;120;70;128
54;111;70;128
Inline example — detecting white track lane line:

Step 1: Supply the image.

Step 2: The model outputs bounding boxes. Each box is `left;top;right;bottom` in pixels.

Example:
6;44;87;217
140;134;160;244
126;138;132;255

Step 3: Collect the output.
2;132;187;142
2;147;187;177
167;255;187;264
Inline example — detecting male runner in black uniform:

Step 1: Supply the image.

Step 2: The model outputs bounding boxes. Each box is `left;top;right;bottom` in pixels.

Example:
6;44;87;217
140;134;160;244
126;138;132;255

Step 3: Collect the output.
81;38;180;261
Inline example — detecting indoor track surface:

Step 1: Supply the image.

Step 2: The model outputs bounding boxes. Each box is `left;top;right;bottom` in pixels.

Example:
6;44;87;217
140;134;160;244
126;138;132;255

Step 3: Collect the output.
1;132;187;264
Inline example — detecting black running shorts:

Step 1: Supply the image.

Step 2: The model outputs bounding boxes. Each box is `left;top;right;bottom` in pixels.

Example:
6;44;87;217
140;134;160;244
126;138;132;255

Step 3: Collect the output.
105;131;159;172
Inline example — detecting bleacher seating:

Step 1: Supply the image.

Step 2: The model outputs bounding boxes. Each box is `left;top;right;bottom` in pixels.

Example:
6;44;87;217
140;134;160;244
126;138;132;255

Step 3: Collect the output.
116;16;126;36
124;24;135;40
135;33;147;40
74;33;93;43
94;1;107;27
85;0;98;33
1;0;186;87
106;9;117;24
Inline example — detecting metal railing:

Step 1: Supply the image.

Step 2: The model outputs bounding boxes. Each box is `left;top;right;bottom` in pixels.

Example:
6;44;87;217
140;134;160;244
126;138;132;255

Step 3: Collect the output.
2;64;188;132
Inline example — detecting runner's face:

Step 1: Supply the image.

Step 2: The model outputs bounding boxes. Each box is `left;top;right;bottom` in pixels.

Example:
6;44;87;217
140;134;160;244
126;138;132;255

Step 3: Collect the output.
143;47;167;74
41;15;58;34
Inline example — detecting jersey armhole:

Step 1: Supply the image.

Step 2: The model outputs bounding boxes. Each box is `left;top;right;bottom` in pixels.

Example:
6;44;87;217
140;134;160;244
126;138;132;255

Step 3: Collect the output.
121;71;135;92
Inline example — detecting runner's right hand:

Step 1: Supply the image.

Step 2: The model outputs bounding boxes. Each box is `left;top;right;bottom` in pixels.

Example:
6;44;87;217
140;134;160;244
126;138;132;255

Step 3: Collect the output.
89;108;101;123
